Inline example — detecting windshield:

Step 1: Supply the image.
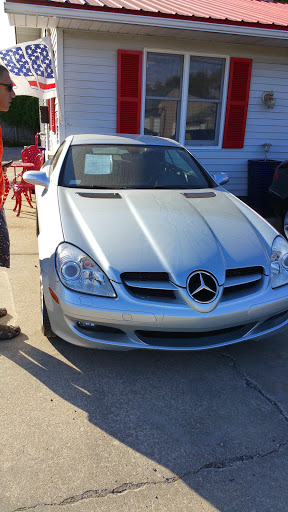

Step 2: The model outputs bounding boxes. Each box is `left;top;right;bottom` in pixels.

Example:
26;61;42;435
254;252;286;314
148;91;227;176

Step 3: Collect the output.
59;144;213;189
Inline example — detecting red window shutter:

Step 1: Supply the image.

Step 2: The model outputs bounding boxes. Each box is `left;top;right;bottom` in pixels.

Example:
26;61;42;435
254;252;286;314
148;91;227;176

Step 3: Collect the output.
222;58;252;149
48;99;51;131
48;98;56;133
117;50;142;134
51;98;56;133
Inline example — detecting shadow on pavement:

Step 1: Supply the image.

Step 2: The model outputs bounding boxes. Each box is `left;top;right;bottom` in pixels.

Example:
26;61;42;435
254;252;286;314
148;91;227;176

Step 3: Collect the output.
2;333;288;510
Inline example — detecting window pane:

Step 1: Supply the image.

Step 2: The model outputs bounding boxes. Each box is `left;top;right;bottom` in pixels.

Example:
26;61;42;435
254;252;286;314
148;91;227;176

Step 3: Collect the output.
188;57;225;100
185;102;217;141
144;99;179;139
146;53;183;98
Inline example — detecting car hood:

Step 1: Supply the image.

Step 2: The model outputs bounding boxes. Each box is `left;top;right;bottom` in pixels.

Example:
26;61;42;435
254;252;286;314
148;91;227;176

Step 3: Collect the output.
58;188;271;286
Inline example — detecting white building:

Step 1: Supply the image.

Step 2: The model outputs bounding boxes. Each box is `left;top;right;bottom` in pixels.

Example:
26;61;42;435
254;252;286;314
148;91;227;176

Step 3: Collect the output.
4;0;288;197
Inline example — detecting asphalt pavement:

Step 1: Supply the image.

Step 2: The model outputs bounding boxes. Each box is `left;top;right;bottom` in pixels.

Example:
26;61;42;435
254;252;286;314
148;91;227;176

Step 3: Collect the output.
2;146;23;163
1;172;288;512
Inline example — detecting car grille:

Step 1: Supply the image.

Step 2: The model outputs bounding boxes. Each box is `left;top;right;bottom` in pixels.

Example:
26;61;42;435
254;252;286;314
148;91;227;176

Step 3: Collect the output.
136;322;258;347
121;272;177;299
223;266;264;297
121;266;264;302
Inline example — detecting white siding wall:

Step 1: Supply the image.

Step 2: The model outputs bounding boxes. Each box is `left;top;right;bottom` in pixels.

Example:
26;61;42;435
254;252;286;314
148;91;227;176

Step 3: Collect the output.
47;28;63;151
63;32;117;136
61;30;288;196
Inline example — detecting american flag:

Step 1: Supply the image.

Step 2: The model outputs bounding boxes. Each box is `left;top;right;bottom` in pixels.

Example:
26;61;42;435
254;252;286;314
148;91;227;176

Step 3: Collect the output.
0;38;56;100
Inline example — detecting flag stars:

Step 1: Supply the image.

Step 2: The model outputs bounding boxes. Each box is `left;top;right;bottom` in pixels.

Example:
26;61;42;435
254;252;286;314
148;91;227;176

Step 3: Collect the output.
1;40;55;88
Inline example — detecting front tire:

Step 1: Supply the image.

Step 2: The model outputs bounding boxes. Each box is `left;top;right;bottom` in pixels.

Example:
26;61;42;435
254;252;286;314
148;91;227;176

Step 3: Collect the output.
36;212;39;237
35;204;40;236
40;274;55;337
283;211;288;240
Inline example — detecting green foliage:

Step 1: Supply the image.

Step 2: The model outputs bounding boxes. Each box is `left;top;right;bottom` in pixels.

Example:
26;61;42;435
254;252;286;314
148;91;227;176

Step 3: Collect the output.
0;95;40;132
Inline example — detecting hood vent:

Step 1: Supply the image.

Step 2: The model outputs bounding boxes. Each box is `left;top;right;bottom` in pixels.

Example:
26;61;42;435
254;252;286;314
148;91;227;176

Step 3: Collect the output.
76;192;122;199
182;192;216;199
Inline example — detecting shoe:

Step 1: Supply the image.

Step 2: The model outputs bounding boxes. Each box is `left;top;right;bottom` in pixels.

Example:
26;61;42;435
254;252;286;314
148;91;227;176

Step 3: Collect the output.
0;325;21;340
0;308;7;318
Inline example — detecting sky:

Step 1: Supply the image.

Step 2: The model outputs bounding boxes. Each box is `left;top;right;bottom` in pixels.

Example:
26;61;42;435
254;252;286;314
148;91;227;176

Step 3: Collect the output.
0;0;16;51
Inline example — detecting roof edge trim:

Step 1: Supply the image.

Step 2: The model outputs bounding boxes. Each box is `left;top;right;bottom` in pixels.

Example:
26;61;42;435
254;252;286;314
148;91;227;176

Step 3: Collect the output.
5;1;288;37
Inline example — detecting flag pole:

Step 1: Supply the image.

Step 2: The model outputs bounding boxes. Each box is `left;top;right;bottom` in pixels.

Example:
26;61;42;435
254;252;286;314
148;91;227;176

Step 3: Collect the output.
45;31;63;124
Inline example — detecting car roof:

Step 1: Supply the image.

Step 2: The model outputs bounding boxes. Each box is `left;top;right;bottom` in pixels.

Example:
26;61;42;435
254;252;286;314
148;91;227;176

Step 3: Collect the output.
70;134;182;147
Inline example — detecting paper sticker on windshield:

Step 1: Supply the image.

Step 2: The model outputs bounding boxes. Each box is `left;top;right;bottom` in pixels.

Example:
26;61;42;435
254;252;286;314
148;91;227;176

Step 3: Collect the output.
84;154;112;175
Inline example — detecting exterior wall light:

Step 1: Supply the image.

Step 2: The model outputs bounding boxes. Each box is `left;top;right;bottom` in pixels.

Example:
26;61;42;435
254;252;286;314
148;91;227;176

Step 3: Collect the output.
263;142;272;161
262;91;276;109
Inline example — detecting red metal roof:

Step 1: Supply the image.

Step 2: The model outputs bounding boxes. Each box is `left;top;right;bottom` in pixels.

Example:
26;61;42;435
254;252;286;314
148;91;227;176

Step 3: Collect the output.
7;0;288;28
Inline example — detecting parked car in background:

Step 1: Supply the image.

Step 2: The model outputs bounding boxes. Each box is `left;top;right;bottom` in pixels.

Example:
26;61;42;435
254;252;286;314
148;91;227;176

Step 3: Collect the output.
269;160;288;239
24;134;288;351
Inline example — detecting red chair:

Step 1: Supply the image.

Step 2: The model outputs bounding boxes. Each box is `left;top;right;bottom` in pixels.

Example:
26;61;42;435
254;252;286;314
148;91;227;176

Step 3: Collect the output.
21;145;43;165
25;151;45;197
32;151;44;171
12;172;34;217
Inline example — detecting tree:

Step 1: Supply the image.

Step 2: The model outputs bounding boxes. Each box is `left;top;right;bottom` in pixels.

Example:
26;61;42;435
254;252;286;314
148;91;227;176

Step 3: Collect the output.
0;95;39;133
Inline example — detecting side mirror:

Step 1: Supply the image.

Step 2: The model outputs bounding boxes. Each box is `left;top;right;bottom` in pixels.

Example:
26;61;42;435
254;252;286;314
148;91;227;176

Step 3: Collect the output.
211;172;229;186
23;170;50;189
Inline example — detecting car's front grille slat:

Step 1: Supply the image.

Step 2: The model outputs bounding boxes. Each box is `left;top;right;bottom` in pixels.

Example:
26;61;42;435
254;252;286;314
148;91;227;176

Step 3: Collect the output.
225;272;262;288
124;280;177;291
225;266;263;280
223;266;264;296
121;272;176;300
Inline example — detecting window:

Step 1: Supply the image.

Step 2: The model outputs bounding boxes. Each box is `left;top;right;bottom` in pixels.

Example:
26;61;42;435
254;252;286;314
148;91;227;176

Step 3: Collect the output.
144;53;183;140
186;57;225;146
144;52;226;147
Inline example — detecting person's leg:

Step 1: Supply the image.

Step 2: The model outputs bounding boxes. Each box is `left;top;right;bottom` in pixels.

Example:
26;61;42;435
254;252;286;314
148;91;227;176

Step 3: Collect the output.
0;206;21;340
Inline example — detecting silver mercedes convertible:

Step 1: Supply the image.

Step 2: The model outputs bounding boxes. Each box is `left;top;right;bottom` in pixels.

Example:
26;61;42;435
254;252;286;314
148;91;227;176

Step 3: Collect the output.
24;134;288;350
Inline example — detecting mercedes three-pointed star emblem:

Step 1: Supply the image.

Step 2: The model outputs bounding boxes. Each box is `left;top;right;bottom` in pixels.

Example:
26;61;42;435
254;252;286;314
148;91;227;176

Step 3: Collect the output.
187;271;219;303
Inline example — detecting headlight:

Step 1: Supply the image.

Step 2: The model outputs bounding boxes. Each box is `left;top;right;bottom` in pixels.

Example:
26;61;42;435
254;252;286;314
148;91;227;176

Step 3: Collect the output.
56;243;116;297
271;236;288;288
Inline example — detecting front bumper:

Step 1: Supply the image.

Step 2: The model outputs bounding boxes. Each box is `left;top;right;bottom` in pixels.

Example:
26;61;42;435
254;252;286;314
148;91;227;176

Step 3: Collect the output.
42;271;288;350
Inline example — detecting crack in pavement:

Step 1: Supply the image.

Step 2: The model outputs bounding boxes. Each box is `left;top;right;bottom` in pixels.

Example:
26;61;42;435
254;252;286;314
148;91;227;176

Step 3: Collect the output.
221;352;288;425
193;439;288;473
13;476;180;510
13;437;288;511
